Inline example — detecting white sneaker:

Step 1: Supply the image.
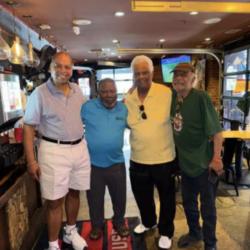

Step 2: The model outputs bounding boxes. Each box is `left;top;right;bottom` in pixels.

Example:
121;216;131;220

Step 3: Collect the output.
63;227;88;250
158;236;172;249
134;223;157;234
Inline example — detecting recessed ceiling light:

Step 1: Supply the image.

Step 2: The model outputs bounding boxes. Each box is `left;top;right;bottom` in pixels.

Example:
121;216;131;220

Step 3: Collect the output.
112;39;119;43
190;12;198;15
205;38;211;41
39;24;51;30
203;18;221;24
225;29;242;34
84;59;88;62
111;52;116;55
114;12;125;17
118;55;122;58
72;19;91;25
159;39;165;43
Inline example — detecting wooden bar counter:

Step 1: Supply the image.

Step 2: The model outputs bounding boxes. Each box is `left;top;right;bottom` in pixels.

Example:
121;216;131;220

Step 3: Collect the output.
0;164;46;250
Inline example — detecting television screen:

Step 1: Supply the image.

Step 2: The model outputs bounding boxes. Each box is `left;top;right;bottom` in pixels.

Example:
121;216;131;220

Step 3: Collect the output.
224;50;247;73
161;55;191;83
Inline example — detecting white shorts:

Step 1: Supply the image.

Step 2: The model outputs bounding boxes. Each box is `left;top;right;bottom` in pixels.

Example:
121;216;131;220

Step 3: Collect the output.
38;139;90;200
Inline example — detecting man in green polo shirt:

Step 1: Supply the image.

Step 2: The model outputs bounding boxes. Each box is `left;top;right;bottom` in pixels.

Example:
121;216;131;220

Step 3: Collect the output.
170;63;223;250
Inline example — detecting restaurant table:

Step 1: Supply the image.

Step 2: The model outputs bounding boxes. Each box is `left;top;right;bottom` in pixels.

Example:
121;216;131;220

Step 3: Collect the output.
222;130;250;140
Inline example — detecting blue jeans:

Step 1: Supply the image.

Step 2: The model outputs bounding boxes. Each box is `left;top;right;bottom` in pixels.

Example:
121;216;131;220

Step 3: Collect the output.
181;170;217;248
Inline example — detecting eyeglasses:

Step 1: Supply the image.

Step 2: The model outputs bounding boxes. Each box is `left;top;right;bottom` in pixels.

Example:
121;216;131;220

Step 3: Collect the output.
138;105;147;120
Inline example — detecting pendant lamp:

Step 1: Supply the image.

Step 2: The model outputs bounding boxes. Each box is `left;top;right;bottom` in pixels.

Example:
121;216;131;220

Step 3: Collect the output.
0;27;11;60
23;15;40;67
7;1;27;65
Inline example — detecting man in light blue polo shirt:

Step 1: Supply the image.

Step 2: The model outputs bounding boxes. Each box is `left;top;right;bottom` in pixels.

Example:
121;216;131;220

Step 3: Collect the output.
24;52;90;250
81;78;129;240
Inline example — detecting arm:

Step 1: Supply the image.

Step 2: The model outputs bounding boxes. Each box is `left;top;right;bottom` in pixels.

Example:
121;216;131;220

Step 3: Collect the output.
23;124;41;182
208;131;223;175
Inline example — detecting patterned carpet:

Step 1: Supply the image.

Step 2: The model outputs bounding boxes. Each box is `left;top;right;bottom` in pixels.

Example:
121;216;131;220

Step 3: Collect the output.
33;217;150;250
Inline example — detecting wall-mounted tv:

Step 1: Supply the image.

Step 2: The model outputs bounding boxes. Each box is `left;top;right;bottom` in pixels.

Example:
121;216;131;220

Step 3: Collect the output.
161;55;191;83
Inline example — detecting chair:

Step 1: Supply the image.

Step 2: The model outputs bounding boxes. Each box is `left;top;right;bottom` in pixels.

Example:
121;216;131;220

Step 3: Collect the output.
243;141;250;171
222;118;242;196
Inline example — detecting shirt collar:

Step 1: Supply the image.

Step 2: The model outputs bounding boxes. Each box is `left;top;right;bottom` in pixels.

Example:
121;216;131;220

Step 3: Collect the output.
131;82;155;101
46;77;75;96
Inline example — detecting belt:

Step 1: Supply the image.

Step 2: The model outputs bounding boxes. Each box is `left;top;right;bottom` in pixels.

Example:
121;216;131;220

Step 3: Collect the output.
41;136;82;145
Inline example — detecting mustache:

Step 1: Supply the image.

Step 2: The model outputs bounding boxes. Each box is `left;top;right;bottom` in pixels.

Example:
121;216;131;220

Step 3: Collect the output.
173;80;184;85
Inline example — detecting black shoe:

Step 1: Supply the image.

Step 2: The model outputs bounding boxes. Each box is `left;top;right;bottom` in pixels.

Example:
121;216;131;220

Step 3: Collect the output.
205;246;217;250
178;232;203;248
89;228;102;240
114;224;130;238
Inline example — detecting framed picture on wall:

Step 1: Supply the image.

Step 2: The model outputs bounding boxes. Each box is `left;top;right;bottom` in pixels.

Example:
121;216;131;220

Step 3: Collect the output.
193;59;206;90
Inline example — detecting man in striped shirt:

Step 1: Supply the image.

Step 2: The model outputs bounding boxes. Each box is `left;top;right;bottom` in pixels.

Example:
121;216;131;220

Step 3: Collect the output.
24;52;90;250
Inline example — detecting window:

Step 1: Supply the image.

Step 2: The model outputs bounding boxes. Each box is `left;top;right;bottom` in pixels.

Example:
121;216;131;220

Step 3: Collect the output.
78;77;91;98
222;48;250;127
96;68;133;100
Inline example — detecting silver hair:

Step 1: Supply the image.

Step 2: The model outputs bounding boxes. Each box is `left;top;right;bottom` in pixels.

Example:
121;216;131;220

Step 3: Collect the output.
131;55;154;73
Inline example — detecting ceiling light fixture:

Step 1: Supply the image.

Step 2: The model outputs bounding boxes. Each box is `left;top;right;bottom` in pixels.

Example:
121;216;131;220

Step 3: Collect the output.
190;11;198;15
0;27;11;60
72;26;80;35
203;18;221;24
39;24;51;30
112;39;119;43
205;38;211;41
84;59;88;62
159;39;165;43
7;1;27;65
23;15;40;68
114;12;125;17
225;29;242;34
72;19;91;26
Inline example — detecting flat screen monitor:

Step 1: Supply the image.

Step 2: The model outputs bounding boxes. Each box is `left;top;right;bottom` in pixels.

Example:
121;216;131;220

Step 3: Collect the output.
161;55;191;83
224;50;247;73
0;73;23;127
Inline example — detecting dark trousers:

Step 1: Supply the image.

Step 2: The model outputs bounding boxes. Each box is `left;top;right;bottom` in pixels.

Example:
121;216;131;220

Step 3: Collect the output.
223;138;244;178
87;163;126;228
181;170;217;248
129;160;176;237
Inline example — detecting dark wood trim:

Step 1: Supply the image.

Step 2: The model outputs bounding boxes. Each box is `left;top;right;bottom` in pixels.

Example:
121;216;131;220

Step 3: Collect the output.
0;207;10;250
0;172;29;209
20;202;48;250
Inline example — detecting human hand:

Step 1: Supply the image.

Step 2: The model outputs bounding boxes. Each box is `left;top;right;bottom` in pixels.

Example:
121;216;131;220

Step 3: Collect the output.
27;162;42;182
127;85;136;95
208;160;223;176
34;130;42;139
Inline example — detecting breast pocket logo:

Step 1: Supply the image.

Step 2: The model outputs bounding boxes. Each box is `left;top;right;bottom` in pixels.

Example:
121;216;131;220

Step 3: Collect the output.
116;117;124;121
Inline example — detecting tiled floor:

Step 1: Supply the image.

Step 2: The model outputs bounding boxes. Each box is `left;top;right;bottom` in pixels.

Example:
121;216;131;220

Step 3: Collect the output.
64;130;250;250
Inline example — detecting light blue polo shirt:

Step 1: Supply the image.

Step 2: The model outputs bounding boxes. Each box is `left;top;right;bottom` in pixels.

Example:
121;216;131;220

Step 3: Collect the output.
24;78;87;141
81;98;127;168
